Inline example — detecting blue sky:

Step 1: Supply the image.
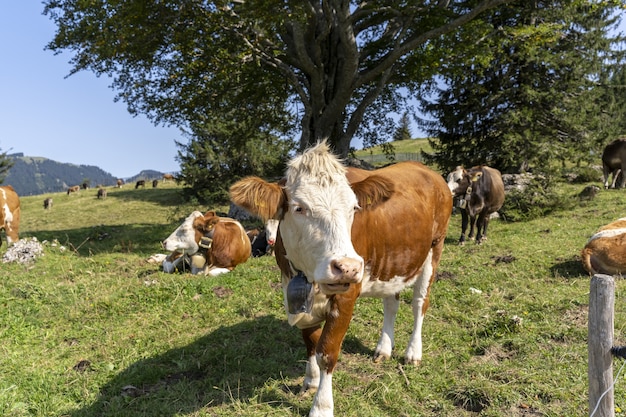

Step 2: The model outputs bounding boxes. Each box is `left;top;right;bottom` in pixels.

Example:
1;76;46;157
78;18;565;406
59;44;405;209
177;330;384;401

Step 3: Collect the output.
0;3;181;179
1;4;623;179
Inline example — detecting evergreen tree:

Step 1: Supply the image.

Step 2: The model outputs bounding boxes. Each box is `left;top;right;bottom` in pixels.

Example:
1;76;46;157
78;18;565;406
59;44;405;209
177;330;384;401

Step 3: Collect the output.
418;0;625;174
393;112;413;142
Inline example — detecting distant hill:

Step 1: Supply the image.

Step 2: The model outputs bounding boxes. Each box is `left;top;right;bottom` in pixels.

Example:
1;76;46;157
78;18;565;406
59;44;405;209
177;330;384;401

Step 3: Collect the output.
3;153;168;196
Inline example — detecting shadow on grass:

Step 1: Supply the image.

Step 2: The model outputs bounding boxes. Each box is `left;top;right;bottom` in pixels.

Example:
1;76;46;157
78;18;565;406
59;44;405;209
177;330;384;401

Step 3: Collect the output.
550;256;586;279
107;187;190;207
68;315;306;417
23;223;168;256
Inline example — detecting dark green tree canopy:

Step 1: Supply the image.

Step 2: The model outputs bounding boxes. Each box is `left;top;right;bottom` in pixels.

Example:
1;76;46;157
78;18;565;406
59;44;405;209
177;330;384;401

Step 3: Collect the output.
418;0;626;174
44;0;516;157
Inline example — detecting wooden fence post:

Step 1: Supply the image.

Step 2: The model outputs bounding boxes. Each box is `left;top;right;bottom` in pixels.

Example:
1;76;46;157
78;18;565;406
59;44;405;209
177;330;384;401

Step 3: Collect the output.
589;273;615;417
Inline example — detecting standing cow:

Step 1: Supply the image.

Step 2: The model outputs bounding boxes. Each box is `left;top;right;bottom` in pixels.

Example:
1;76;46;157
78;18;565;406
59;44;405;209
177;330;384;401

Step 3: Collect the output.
0;186;20;247
247;219;279;257
448;165;505;244
43;197;53;210
135;180;146;189
97;188;107;199
230;141;452;417
602;137;626;189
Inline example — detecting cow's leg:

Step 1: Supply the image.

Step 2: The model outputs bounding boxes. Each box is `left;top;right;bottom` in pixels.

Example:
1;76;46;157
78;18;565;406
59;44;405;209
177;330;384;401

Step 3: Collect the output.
475;213;489;243
405;248;435;365
302;325;322;392
611;169;621;189
467;215;477;241
309;288;359;417
459;209;469;245
373;294;399;362
620;165;626;188
604;165;611;189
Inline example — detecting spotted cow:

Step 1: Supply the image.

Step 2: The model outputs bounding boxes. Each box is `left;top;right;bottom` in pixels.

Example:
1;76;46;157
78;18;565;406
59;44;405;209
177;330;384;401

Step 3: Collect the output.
448;165;505;244
161;211;251;276
230;141;452;417
247;219;279;257
0;186;20;247
581;218;626;275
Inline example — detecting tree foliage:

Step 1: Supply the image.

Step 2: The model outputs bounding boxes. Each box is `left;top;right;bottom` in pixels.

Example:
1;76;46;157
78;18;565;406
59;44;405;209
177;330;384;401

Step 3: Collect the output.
44;0;517;157
418;0;626;174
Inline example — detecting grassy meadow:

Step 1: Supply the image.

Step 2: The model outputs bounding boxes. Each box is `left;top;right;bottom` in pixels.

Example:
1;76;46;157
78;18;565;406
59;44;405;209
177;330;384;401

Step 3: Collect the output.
2;173;626;416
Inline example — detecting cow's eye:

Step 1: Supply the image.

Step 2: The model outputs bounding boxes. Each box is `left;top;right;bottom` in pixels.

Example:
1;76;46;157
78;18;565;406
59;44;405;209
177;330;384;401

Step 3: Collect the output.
294;205;306;215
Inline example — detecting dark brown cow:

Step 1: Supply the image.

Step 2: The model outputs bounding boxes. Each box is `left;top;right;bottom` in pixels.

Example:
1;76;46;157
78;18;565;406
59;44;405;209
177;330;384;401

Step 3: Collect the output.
43;198;53;210
0;186;20;247
97;188;107;199
230;141;452;416
449;165;505;244
135;180;146;189
67;185;80;195
602;137;626;189
152;179;159;188
161;211;251;276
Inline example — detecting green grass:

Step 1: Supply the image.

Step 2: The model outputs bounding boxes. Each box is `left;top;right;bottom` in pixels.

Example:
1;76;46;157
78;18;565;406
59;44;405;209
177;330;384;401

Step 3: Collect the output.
1;178;626;416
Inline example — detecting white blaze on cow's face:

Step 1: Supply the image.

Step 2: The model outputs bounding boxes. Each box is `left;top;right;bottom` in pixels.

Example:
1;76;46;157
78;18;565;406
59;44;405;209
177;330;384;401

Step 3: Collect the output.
279;142;364;294
265;219;279;246
162;211;204;253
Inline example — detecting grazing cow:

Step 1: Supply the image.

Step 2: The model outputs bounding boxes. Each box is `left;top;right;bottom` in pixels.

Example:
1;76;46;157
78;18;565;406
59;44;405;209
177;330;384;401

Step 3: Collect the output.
602;138;626;189
135;180;146;189
229;141;452;417
581;218;626;275
247;219;279;257
450;165;505;244
97;188;107;199
152;179;159;188
0;186;20;247
161;211;251;276
163;173;174;182
116;179;124;188
67;185;80;195
43;198;53;210
81;182;90;190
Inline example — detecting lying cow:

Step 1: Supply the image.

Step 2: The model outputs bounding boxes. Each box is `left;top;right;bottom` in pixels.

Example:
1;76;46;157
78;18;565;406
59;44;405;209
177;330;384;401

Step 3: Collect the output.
161;211;251;276
449;165;505;244
230;141;452;417
247;219;279;257
602;137;626;189
581;218;626;275
0;186;20;247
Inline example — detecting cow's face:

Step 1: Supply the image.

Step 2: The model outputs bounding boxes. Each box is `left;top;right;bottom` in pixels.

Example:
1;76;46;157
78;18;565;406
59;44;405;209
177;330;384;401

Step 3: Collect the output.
162;211;204;253
447;166;465;194
279;143;364;294
265;219;279;246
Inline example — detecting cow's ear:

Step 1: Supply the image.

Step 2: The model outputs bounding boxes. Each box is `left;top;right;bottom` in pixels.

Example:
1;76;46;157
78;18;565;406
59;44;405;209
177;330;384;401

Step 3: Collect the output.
204;210;217;218
229;176;285;221
351;175;394;209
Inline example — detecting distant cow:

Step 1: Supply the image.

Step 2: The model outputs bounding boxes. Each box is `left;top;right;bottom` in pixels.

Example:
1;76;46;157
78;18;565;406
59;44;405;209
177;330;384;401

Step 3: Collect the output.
163;173;174;182
230;141;452;417
247;219;279;257
602;138;626;189
97;188;107;199
450;165;505;244
43;198;53;210
152;179;159;188
0;186;20;247
135;180;146;189
81;182;90;190
581;218;626;275
161;211;251;276
116;179;124;188
67;185;80;195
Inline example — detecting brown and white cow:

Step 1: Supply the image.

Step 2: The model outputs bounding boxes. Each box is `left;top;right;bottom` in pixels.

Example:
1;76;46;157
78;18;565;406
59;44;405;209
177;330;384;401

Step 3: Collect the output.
449;165;505;244
230;141;452;417
97;188;107;199
116;179;124;188
602;138;626;189
67;185;80;195
0;186;20;247
43;197;53;210
161;210;251;276
581;218;626;275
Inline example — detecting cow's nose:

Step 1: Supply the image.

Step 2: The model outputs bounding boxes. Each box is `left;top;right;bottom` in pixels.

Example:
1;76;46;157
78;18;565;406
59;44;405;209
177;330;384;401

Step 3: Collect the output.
331;257;362;283
267;238;275;246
